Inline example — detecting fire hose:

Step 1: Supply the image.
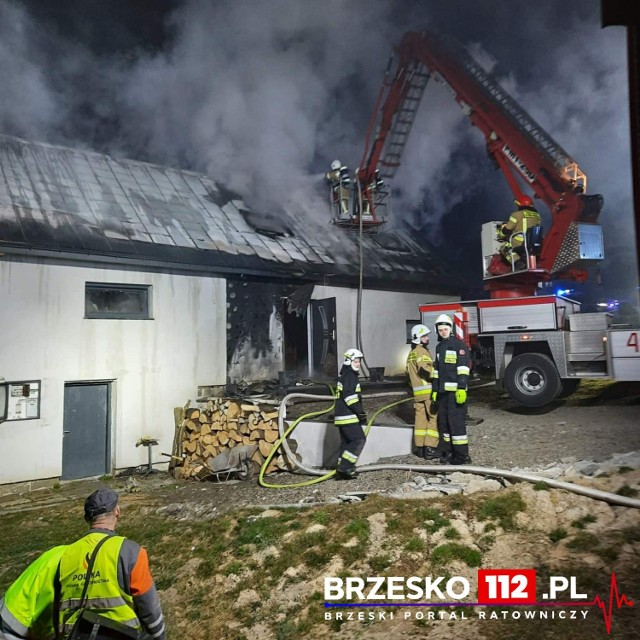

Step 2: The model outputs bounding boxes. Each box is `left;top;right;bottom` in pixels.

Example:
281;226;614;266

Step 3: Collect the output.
258;393;640;508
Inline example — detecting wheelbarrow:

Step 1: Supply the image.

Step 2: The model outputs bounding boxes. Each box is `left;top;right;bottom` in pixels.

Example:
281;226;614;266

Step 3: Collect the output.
202;444;260;482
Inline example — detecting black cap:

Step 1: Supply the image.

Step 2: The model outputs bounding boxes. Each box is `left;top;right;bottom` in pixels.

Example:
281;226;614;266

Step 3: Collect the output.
84;489;119;521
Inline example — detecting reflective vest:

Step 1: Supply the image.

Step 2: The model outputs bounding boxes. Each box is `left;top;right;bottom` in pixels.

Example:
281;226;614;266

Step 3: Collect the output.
406;344;433;398
0;545;67;640
58;533;140;635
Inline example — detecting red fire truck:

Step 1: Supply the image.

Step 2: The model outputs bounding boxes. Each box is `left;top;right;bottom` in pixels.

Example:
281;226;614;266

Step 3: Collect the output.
347;30;640;406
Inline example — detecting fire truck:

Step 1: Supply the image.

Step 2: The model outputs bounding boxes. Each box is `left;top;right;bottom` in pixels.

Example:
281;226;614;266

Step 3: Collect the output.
342;30;640;406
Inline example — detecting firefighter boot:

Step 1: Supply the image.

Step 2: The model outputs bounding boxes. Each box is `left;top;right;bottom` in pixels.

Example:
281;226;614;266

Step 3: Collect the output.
423;447;441;461
439;450;453;464
335;467;358;480
451;454;472;465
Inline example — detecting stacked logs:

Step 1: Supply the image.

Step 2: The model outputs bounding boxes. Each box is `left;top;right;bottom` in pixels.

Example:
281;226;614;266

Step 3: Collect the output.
172;398;298;480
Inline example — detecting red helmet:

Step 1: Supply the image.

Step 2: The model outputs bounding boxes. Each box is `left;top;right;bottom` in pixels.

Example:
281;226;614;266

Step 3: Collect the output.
514;195;533;207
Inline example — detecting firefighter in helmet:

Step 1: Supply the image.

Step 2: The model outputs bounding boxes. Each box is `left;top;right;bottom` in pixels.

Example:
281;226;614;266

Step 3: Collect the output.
497;195;541;268
326;159;351;219
406;324;440;460
431;314;471;465
334;348;367;479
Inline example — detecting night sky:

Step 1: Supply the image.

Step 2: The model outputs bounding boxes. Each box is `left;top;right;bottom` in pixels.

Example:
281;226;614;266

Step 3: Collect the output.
1;0;637;307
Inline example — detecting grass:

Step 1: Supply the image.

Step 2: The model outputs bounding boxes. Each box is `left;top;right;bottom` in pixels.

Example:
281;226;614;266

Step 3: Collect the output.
571;514;597;529
430;543;482;567
549;527;568;542
616;484;639;497
476;491;526;530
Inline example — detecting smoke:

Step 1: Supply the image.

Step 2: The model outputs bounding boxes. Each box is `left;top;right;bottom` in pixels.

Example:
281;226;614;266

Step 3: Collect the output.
0;0;636;297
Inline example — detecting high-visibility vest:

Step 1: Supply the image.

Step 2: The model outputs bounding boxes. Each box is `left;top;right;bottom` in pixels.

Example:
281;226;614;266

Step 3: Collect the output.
0;545;67;640
58;533;140;634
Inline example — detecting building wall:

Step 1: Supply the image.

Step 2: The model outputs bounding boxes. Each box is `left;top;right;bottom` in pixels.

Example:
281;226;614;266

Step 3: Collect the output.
0;257;226;484
311;286;454;375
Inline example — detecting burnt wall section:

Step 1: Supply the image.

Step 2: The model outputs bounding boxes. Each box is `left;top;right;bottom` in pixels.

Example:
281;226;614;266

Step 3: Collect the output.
226;278;301;384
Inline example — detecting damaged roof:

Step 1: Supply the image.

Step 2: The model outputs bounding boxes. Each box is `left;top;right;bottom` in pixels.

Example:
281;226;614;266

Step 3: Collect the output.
0;135;459;291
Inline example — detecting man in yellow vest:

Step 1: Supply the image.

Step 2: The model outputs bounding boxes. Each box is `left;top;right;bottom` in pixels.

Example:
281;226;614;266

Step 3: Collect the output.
57;489;166;639
1;546;67;639
406;324;440;460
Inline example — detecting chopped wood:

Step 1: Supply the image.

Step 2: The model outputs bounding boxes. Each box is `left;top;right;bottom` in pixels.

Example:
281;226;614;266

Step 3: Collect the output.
218;431;230;446
259;440;273;458
241;404;260;412
184;419;199;432
226;402;240;419
185;408;200;420
264;429;279;444
261;410;279;421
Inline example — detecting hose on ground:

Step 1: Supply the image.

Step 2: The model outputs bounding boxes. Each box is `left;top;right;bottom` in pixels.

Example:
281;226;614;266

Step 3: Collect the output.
258;392;640;508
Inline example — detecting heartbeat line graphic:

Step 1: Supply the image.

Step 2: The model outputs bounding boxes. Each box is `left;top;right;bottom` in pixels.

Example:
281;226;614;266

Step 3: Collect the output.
588;572;634;634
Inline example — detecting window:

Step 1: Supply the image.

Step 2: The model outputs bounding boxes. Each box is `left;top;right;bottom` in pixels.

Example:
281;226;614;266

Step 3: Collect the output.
85;283;151;319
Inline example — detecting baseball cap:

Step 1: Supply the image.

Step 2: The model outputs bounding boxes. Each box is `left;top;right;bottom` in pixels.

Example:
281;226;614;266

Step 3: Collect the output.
84;488;119;521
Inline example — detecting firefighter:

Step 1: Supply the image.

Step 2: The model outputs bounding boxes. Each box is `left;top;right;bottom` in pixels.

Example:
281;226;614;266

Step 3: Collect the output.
497;195;541;268
431;314;471;465
334;348;367;479
325;159;351;218
361;170;384;217
406;324;440;460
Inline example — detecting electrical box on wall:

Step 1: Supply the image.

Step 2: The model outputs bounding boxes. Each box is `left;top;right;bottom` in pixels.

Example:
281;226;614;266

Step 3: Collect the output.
5;380;41;421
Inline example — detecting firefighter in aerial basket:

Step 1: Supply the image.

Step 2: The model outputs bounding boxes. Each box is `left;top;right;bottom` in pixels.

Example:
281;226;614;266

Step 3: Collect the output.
431;315;472;465
406;324;440;460
325;159;351;218
334;348;367;479
497;195;541;269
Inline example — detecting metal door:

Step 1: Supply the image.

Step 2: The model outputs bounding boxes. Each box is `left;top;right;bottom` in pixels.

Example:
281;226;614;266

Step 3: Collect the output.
311;298;337;378
62;383;110;480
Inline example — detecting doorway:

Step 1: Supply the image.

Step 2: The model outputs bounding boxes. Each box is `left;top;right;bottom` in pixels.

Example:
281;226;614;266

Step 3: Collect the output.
62;382;110;480
310;298;338;379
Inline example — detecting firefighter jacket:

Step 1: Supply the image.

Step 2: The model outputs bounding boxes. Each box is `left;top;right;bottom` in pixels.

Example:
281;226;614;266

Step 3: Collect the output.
0;545;67;640
406;343;433;399
334;365;365;427
499;206;541;241
433;335;470;393
57;530;165;639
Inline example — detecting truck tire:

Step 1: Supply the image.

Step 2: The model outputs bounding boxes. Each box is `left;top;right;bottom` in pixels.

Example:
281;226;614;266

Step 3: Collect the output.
558;378;581;399
504;353;562;407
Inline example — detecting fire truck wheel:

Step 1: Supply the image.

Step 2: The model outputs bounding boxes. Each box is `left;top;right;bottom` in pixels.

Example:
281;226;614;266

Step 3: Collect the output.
504;353;562;407
557;378;581;399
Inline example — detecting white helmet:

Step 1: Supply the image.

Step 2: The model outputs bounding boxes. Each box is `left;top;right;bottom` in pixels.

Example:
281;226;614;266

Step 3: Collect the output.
331;159;341;171
410;323;430;344
343;347;363;366
435;314;453;329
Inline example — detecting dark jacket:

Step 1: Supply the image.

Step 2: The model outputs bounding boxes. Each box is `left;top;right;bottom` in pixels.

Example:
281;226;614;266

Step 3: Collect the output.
433;336;470;393
334;365;365;426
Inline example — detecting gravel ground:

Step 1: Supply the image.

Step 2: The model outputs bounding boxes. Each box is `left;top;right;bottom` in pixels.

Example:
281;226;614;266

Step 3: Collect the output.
136;379;640;514
2;380;638;517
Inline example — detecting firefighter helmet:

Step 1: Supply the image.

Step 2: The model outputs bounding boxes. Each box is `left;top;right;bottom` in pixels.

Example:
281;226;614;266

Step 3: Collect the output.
343;347;363;367
514;195;533;207
410;323;431;344
331;159;341;171
435;314;453;329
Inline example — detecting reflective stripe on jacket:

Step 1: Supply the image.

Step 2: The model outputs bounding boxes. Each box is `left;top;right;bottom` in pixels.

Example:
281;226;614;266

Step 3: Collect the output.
58;533;139;634
433;335;470;393
406;344;433;398
0;545;67;640
334;365;363;427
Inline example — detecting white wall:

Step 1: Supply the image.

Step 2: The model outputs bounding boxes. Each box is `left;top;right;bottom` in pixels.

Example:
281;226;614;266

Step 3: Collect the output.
0;257;226;484
311;286;452;375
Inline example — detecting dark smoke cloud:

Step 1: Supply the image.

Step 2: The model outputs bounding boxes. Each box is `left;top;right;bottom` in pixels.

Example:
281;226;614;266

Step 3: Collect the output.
0;0;637;301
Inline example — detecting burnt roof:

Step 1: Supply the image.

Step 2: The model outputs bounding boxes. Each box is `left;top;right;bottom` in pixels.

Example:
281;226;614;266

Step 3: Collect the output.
0;135;460;292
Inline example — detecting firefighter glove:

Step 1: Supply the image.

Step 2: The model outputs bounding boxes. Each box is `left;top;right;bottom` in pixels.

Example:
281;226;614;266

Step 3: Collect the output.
431;391;437;403
357;412;368;426
455;389;467;404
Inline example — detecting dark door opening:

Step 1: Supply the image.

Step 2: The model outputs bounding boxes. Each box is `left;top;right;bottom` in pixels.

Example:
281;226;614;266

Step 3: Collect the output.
311;298;338;380
62;382;110;480
283;303;309;380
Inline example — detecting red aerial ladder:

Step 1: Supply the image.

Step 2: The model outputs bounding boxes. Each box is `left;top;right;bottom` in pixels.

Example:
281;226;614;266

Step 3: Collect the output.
354;30;605;297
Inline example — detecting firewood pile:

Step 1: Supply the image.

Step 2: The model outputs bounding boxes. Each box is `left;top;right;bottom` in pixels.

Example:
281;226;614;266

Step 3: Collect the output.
171;399;300;480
